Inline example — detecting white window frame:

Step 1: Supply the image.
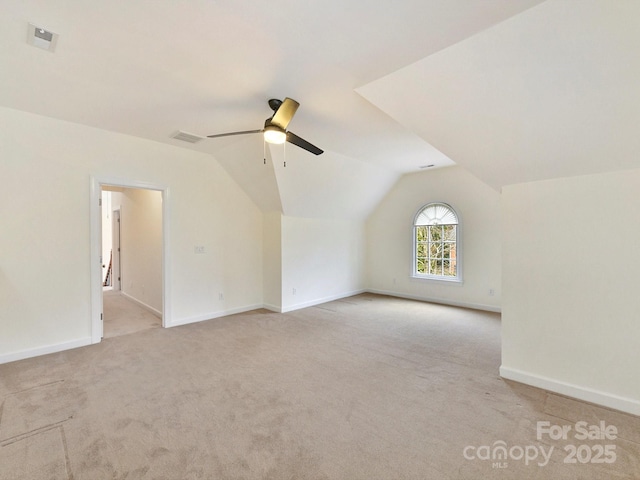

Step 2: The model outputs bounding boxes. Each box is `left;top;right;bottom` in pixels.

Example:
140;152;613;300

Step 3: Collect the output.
411;202;462;284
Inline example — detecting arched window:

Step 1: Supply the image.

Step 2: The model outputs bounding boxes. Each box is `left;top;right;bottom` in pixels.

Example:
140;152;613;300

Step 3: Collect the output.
413;203;461;281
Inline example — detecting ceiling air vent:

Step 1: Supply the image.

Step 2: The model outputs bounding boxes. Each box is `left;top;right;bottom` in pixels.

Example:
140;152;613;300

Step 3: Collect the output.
27;23;58;52
171;131;204;144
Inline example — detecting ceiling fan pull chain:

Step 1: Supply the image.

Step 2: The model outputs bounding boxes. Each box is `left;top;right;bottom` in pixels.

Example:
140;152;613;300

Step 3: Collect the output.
263;139;266;165
284;140;287;167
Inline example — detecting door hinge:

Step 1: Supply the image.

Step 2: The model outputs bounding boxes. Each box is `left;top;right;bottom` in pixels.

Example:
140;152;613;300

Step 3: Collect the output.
99;198;102;207
100;313;103;320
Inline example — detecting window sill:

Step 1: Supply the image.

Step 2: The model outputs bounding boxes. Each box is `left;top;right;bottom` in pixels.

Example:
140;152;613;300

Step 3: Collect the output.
410;274;463;285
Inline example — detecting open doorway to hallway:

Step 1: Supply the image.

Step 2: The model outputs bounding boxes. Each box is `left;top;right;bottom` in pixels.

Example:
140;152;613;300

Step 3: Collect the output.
101;186;163;338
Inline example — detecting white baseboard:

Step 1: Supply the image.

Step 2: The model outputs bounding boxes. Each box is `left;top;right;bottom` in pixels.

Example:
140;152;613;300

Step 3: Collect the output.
366;288;501;313
0;337;92;365
120;291;162;318
167;303;264;328
279;289;366;313
263;303;281;313
500;366;640;417
1;291;491;364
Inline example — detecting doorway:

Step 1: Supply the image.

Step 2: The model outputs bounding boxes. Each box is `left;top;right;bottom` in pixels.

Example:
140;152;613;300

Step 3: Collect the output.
90;177;170;343
101;187;162;338
111;208;121;292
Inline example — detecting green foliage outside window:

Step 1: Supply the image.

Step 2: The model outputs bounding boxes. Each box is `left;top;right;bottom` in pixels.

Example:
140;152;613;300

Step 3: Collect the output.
416;224;457;277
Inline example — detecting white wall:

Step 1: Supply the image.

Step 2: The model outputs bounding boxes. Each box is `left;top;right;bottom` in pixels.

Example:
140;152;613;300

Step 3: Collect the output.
366;166;501;311
280;216;366;312
263;212;282;311
501;169;640;415
119;188;163;314
0;106;263;362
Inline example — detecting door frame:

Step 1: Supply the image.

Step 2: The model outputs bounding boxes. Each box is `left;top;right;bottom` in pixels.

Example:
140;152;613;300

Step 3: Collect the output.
90;176;171;343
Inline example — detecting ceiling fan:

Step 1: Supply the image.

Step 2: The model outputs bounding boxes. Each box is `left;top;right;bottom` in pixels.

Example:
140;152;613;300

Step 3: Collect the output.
207;98;323;155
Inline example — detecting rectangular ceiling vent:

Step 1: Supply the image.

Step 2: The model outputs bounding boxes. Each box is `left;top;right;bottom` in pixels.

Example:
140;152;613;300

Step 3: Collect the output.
27;23;58;52
171;131;205;144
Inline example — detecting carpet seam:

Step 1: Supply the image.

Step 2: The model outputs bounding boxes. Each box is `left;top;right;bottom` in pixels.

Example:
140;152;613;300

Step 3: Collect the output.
7;379;65;396
59;425;75;480
0;416;73;446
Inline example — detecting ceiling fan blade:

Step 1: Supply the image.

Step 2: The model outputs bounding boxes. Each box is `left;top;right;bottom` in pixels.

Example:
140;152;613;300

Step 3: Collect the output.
207;129;262;139
286;131;324;155
271;97;300;130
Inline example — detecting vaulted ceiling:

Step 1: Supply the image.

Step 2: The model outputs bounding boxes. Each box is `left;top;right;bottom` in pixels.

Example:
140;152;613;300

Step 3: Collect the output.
2;1;637;218
358;0;640;190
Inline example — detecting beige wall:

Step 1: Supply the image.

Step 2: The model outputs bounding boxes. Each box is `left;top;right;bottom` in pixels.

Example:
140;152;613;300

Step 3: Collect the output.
119;188;163;314
366;166;502;311
280;216;365;312
262;212;282;311
501;168;640;415
261;213;367;312
0;106;263;362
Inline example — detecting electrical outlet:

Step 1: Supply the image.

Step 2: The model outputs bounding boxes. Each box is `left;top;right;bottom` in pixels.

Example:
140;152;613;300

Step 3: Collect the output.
219;293;224;300
194;246;205;254
489;288;495;296
292;288;297;296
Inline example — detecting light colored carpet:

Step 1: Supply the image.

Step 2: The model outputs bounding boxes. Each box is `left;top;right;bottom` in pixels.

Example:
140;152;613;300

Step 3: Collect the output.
102;290;161;339
0;294;638;479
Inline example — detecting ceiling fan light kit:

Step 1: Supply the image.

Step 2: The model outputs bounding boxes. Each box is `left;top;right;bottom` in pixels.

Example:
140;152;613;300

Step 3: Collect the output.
207;97;323;156
263;124;286;144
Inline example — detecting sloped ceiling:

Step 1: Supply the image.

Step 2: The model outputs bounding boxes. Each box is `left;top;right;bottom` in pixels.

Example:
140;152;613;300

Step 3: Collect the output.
1;0;556;218
358;0;640;190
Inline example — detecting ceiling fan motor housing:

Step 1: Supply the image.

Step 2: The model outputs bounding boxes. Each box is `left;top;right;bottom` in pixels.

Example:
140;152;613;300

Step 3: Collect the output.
268;98;283;112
